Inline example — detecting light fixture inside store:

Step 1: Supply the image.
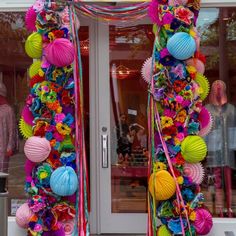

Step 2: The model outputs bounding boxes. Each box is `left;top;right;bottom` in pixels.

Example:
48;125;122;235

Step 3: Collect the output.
116;64;131;79
80;39;89;56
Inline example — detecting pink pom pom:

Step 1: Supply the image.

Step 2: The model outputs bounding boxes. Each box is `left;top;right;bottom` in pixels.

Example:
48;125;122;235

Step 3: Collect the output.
25;6;37;32
44;38;75;67
16;203;34;228
194;208;213;235
63;220;74;235
24;136;51;163
21;106;34;126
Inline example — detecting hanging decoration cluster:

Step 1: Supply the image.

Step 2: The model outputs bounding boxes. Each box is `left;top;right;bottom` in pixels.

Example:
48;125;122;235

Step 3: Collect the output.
16;0;89;235
147;0;213;235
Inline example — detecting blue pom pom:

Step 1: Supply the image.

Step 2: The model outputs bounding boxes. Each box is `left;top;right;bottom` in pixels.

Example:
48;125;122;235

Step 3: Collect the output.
50;166;78;196
167;32;196;60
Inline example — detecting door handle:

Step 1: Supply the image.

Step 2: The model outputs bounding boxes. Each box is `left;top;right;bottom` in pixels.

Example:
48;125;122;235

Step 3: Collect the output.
101;134;108;168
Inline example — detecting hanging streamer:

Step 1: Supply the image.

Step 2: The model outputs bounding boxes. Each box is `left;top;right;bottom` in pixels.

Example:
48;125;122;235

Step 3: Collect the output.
15;0;89;235
147;0;213;235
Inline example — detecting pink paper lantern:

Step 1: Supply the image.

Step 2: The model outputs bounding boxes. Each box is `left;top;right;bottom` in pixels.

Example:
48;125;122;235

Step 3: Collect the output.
194;208;213;235
16;203;34;228
186;58;205;74
24;136;51;163
44;38;75;67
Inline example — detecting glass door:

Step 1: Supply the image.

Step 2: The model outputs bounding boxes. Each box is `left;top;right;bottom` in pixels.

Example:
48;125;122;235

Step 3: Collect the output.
97;21;153;234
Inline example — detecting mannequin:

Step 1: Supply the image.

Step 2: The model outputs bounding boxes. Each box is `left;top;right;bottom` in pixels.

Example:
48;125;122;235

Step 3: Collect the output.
205;80;236;217
0;72;16;173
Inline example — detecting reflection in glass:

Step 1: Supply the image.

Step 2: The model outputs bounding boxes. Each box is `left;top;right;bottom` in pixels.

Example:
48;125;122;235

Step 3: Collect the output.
110;25;153;213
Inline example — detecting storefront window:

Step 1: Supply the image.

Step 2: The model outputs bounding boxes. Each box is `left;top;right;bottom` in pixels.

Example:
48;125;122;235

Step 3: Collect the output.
199;8;236;218
0;12;90;216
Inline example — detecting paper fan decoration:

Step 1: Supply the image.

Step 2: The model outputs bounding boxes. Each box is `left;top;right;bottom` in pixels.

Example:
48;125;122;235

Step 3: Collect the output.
25;6;37;32
44;38;75;67
195;73;210;100
193;208;213;235
167;32;196;60
141;57;153;83
16;203;34;228
19;118;33;139
25;32;43;59
184;163;205;184
62;220;74;235
186;58;205;74
148;170;176;200
157;225;171;236
21;106;34;126
198;106;213;137
24;136;51;162
29;60;41;78
181;136;207;163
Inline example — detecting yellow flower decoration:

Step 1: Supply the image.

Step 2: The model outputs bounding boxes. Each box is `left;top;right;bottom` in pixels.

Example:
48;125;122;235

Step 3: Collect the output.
177;176;184;185
189;29;196;38
175;110;187;123
153;162;167;172
56;123;71;136
38;69;45;77
161;116;174;128
39;172;48;179
189;211;196;221
186;65;197;74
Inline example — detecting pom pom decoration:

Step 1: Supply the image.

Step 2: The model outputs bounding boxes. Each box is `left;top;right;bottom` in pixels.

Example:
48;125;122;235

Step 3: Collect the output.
193;208;213;235
168;0;188;6
198;106;213;137
167;32;196;60
62;220;74;235
148;170;176;200
141;57;153;83
15;203;34;228
195;73;210;101
25;32;42;59
29;60;41;78
50;166;78;196
186;58;205;74
19;118;33;139
157;225;171;236
44;38;75;67
25;6;37;32
184;162;205;184
24;136;51;163
21;106;34;126
181;136;207;163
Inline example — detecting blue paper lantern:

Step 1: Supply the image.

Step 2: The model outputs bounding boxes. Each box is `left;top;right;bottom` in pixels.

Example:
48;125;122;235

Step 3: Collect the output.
50;166;78;196
167;32;196;60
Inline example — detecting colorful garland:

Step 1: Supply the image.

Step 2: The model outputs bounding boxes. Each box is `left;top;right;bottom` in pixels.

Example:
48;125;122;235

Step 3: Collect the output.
15;0;89;235
147;0;213;235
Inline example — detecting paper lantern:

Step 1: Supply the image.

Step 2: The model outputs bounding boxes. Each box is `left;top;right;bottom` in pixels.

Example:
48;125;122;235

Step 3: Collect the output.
184;163;205;184
21;106;34;126
15;203;34;228
29;60;41;78
181;136;207;163
167;32;196;60
19;118;33;139
25;6;37;32
186;58;205;74
193;208;213;235
141;57;153;83
44;38;75;67
157;225;171;236
198;107;213;137
50;166;78;196
24;136;51;163
168;0;188;5
25;32;43;59
148;170;176;200
195;73;210;100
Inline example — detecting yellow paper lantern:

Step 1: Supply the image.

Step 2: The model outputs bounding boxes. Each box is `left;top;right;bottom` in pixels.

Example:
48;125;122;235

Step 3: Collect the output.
29;60;41;78
25;32;42;59
148;170;176;200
